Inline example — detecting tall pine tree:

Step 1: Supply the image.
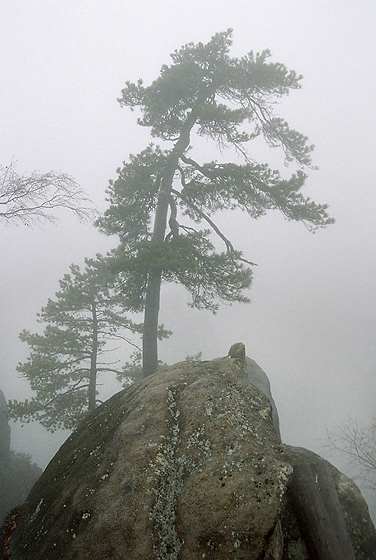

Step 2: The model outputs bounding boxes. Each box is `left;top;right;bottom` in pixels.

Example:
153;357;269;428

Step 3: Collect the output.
97;30;334;376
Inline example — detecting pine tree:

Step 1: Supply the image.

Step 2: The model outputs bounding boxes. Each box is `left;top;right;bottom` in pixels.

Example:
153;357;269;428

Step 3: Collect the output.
8;256;147;430
97;30;334;376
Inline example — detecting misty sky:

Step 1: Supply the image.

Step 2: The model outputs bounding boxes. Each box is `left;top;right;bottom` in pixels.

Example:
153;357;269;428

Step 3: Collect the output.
1;0;375;508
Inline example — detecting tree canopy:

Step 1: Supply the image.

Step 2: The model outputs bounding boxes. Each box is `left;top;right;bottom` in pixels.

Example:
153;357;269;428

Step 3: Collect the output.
96;29;334;376
8;257;149;431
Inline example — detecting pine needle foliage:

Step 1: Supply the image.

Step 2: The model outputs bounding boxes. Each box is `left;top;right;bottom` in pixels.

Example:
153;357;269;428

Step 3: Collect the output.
96;30;334;376
8;256;144;431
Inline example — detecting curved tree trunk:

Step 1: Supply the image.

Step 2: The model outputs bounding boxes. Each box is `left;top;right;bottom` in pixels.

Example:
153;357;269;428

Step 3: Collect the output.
142;113;197;377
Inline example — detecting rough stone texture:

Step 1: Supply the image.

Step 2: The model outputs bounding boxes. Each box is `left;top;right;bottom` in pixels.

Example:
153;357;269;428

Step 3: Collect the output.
245;358;281;442
9;358;376;559
225;346;281;441
281;446;376;560
10;357;290;560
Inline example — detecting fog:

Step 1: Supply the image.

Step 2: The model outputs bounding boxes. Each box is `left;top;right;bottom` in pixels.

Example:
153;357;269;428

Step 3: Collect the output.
1;0;375;509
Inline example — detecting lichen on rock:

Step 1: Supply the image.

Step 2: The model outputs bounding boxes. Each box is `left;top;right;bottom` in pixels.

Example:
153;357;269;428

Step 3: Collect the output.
9;356;376;559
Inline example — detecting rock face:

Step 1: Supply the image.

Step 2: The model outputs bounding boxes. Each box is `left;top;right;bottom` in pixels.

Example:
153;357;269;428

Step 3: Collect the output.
11;355;290;559
282;446;376;559
245;357;281;442
0;390;42;524
226;345;281;441
0;390;11;460
10;356;376;559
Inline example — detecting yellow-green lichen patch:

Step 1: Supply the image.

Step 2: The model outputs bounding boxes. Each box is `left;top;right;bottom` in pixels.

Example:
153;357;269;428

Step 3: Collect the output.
149;387;184;559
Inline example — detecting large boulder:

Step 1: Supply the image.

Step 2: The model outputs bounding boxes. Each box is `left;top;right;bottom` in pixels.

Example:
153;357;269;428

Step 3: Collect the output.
10;354;291;559
9;354;376;559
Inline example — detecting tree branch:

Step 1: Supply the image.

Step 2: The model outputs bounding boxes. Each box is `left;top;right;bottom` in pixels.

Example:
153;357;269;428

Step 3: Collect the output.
43;379;89;407
0;161;96;225
171;185;257;267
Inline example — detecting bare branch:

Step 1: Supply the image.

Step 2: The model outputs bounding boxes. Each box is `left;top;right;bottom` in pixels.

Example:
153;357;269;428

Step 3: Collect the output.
103;332;141;350
326;418;376;491
96;367;125;374
0;161;97;226
43;379;89;407
171;185;257;267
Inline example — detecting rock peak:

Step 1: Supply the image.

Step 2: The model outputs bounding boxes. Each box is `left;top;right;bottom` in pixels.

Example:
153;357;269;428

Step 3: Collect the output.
227;342;246;367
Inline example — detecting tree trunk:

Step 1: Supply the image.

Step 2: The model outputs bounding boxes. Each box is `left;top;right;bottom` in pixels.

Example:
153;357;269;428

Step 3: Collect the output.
142;112;198;377
142;270;162;377
88;300;98;410
289;462;356;560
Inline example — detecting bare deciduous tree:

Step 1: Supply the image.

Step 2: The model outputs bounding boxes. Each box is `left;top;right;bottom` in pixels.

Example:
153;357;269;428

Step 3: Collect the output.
326;418;376;492
0;161;95;226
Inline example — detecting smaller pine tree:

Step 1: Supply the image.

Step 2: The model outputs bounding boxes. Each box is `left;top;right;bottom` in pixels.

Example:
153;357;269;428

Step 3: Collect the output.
8;256;161;431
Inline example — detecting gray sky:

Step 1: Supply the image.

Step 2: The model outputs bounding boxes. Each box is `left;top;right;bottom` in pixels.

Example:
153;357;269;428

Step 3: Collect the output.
1;0;375;505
